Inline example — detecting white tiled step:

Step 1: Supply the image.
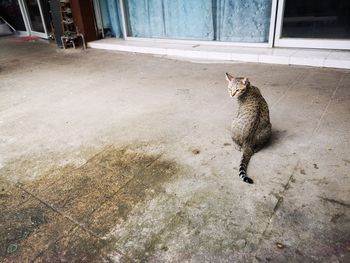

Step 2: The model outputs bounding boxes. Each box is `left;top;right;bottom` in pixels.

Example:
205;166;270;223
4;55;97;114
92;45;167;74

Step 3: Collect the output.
88;39;350;69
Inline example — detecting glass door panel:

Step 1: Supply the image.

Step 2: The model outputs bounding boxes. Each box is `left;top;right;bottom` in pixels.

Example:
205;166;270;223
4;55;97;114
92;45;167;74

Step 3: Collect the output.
216;0;272;43
24;0;44;32
21;0;48;38
124;0;273;43
275;0;350;49
0;0;27;32
282;0;350;39
125;0;214;40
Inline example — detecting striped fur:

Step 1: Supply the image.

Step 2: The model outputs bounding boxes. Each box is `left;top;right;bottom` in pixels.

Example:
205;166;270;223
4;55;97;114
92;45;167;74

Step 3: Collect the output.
239;148;254;184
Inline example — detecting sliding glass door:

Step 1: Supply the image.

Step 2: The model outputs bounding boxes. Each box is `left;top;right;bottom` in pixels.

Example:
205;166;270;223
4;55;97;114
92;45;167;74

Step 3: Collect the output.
0;0;27;34
123;0;274;44
19;0;48;38
275;0;350;49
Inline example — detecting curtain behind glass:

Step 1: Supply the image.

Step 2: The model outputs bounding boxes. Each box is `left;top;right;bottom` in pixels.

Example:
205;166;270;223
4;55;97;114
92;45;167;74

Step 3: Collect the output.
100;0;123;37
105;0;272;42
125;0;164;38
126;0;214;40
216;0;272;42
162;0;214;40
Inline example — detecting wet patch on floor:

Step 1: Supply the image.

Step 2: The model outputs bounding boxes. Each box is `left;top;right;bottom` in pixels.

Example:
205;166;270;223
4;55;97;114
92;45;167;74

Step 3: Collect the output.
0;145;181;262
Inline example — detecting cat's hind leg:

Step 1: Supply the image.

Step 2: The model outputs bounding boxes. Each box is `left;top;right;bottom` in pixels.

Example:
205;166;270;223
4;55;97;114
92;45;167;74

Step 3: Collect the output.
233;143;242;152
254;125;271;152
231;122;243;152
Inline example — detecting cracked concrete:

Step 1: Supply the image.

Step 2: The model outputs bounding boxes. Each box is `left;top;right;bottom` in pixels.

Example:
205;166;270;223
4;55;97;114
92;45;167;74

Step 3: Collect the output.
0;36;349;262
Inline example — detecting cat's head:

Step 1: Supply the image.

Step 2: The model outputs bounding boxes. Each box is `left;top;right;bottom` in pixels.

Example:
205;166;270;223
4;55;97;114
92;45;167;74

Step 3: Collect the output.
225;73;250;98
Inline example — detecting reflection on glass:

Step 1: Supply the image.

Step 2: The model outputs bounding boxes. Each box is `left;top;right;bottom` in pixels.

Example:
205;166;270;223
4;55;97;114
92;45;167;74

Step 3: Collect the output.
25;0;44;32
282;0;350;39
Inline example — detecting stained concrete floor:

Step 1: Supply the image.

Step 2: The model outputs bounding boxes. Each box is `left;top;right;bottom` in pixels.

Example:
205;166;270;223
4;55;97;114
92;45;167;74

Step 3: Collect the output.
0;36;349;262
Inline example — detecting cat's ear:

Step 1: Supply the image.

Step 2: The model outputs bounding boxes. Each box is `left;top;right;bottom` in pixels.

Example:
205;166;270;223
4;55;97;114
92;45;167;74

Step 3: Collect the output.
242;77;249;85
225;72;234;82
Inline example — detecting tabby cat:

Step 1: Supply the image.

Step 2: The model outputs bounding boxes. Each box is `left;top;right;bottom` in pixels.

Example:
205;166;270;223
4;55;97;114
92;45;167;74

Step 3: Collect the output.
225;73;271;184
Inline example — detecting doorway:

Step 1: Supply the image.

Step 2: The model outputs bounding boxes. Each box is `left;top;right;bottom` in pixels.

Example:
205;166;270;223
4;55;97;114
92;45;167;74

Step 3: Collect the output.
274;0;350;50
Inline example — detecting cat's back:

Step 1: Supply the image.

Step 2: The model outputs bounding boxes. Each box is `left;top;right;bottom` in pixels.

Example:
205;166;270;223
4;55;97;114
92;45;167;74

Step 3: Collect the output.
238;86;263;108
250;86;269;109
252;86;270;122
239;85;270;121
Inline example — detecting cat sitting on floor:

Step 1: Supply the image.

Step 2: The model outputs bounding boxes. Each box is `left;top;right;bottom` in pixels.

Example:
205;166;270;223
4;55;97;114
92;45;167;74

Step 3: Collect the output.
226;73;272;184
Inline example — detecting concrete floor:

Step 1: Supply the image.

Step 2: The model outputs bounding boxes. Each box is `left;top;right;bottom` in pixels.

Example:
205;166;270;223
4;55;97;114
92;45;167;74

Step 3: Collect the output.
0;37;349;262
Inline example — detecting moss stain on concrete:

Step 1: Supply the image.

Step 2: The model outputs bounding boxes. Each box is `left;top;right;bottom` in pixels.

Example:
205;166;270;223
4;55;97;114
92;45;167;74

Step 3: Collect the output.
0;145;181;262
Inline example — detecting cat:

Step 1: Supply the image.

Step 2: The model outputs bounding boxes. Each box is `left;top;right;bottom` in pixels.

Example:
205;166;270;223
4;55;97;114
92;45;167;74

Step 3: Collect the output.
225;73;271;184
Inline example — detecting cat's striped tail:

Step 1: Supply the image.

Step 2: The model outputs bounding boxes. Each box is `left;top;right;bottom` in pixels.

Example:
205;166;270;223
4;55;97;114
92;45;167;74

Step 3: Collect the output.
239;147;254;184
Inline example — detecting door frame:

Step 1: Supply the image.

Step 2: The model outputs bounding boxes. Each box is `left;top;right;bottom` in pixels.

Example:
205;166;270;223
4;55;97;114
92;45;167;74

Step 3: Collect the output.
274;0;350;50
18;0;48;38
